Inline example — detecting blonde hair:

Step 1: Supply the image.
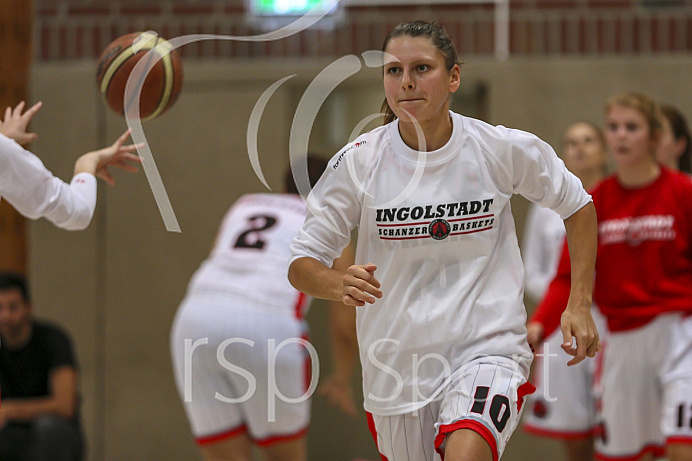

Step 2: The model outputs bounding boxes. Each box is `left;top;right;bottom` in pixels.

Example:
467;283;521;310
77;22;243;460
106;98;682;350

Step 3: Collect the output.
606;92;663;140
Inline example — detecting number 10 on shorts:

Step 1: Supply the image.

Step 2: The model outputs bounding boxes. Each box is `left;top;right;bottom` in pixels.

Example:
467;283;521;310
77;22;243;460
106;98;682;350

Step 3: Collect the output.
471;386;511;432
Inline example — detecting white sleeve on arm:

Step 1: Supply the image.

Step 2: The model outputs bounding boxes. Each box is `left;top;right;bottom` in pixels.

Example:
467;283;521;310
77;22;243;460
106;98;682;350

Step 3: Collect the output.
290;147;365;268
0;134;97;230
522;203;558;302
510;130;591;219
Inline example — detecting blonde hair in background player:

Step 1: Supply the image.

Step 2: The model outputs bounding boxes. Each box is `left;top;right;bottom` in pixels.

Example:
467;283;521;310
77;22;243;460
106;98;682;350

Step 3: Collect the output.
0;101;142;230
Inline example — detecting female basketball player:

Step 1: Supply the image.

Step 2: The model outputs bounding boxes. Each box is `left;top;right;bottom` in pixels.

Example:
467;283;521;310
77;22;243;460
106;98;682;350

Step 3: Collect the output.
171;157;358;461
288;21;600;461
534;93;692;461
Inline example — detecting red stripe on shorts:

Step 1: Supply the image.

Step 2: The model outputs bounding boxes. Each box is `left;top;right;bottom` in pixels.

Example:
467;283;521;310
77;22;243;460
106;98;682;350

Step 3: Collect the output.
294;291;307;319
516;381;536;412
196;423;247;445
667;436;692;446
365;412;390;461
435;419;499;461
523;423;595;440
255;426;309;447
302;332;311;392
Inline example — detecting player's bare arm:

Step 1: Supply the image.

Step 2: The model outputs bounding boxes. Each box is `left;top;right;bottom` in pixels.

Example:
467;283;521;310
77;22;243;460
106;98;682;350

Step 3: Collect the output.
526;321;545;348
288;256;347;302
289;258;382;306
0;366;77;423
562;201;600;366
321;296;359;416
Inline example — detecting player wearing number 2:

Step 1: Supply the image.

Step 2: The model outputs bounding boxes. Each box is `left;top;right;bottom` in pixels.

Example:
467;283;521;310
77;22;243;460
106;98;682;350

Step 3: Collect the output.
170;156;355;461
288;21;600;461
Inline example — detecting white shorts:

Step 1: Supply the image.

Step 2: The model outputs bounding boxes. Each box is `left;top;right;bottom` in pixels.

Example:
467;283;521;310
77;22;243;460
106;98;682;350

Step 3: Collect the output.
170;292;314;446
523;307;607;439
595;313;692;460
368;356;535;461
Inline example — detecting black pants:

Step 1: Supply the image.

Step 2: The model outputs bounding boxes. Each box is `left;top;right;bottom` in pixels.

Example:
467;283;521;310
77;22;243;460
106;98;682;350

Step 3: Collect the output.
0;415;83;461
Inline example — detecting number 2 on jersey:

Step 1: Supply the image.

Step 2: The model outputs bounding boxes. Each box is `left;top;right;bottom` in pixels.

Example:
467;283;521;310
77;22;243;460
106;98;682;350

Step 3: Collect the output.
233;215;277;250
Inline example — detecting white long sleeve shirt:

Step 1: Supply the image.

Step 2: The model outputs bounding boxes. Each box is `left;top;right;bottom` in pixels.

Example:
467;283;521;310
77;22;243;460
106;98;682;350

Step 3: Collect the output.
290;111;592;415
0;133;96;230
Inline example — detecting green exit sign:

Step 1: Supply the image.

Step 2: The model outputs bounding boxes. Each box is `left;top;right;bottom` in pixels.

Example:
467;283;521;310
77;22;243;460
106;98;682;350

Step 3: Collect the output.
252;0;338;15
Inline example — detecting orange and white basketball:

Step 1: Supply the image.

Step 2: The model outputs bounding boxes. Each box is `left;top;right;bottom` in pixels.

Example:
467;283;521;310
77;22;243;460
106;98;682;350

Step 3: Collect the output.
96;31;183;120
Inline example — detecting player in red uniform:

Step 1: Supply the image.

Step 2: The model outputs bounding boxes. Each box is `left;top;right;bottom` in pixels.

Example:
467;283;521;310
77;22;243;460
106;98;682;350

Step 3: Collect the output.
531;92;692;461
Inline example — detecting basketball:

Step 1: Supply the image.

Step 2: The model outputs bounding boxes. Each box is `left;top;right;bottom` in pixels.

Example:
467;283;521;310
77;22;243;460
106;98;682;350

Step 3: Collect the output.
96;31;183;120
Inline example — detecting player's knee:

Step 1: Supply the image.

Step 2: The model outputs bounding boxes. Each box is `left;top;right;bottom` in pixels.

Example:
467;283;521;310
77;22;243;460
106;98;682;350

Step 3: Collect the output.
443;429;494;461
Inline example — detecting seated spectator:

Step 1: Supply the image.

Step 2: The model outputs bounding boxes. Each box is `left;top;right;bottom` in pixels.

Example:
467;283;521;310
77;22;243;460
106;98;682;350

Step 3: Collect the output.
0;272;83;461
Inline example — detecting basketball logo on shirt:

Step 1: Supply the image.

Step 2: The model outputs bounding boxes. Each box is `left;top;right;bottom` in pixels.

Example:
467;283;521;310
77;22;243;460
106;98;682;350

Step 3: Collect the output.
429;219;451;240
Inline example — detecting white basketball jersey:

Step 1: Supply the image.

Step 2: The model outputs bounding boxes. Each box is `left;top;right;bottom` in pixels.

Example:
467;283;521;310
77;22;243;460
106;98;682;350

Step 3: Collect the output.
188;193;309;318
291;111;592;415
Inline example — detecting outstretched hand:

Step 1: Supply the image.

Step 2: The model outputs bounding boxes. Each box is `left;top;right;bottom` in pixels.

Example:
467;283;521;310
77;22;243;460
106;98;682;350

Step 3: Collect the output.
0;101;42;146
74;129;143;185
342;263;382;306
